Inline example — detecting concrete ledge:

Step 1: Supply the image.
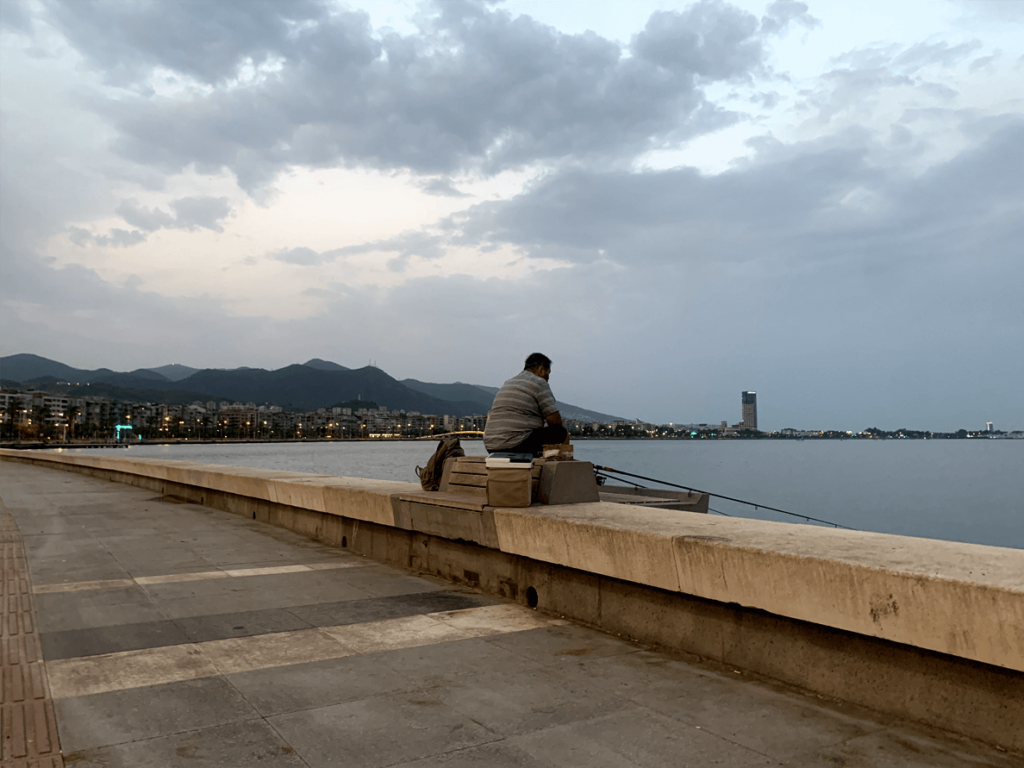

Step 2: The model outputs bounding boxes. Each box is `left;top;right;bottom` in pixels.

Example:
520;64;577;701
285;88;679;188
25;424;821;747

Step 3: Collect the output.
4;448;1022;754
493;503;683;592
492;502;1024;675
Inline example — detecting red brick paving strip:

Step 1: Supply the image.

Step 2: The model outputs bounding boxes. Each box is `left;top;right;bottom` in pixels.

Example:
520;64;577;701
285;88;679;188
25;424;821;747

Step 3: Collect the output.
1;512;64;768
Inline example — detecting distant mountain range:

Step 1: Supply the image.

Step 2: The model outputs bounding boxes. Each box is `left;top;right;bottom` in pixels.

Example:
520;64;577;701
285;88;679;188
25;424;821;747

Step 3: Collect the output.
0;353;622;421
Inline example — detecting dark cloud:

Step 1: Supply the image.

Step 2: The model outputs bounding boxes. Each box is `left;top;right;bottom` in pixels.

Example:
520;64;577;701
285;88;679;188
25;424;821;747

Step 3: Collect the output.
631;3;763;80
793;37;992;126
274;247;325;266
168;196;233;232
450;145;873;263
428;122;1021;428
831;40;983;77
68;227;147;248
420;178;470;198
43;0;337;86
103;195;233;235
760;0;820;35
446;119;1024;285
0;0;33;33
957;1;1024;25
969;52;1000;72
271;231;447;270
894;40;983;70
39;0;791;189
751;91;781;108
341;232;447;262
66;197;233;248
803;68;914;124
115;200;175;231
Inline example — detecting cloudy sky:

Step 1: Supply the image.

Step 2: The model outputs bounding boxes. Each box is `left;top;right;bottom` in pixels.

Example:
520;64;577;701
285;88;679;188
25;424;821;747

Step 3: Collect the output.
1;0;1021;431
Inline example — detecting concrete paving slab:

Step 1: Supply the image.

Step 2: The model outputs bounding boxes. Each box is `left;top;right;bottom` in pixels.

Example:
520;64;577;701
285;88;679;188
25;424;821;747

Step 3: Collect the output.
330;568;451;598
175;607;315;643
59;720;307;768
34;591;169;634
134;577;255;601
40;619;189;660
378;635;550;688
626;663;881;760
118;560;227;578
47;642;219;700
485;623;639;665
389;741;552;768
789;725;1024;768
34;583;149;608
189;546;326;566
93;531;180;546
52;676;259;752
227;653;416;716
430;659;627;738
10;518;93;537
207;568;387;600
211;553;361;570
153;582;376;619
200;626;349;674
288;590;495;628
565;648;710;697
21;538;107;557
29;562;132;586
320;613;475;655
268;690;498;768
34;577;136;593
506;725;649;768
108;548;216;568
512;707;778;768
113;558;219;579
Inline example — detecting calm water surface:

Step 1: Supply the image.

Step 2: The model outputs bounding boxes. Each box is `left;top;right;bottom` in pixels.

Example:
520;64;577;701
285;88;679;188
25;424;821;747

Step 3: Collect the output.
97;439;1023;550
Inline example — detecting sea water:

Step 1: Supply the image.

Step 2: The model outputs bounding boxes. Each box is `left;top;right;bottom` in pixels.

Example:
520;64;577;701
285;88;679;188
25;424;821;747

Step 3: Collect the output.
96;439;1023;550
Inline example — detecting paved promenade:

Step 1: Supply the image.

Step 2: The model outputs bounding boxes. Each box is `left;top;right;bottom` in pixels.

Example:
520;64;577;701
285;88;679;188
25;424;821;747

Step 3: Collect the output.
0;461;1016;768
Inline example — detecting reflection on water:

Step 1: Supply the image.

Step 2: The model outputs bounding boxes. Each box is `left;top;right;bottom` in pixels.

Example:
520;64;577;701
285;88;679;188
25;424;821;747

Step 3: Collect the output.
98;438;1023;550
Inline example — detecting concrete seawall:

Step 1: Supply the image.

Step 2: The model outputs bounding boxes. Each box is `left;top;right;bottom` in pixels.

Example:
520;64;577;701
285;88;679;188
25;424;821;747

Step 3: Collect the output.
3;447;1022;754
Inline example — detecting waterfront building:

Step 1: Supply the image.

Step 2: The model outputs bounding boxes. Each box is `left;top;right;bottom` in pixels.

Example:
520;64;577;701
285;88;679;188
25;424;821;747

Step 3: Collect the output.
741;391;758;431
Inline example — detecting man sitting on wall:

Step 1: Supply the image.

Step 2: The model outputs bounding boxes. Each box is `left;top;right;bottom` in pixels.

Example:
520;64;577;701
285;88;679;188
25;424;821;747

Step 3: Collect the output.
484;353;568;457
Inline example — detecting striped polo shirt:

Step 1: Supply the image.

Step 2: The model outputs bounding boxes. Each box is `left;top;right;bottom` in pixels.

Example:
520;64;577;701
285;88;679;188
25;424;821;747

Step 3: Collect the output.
483;370;559;452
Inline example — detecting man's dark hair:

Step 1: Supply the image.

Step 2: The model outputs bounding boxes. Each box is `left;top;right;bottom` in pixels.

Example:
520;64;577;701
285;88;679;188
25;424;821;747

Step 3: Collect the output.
524;353;552;370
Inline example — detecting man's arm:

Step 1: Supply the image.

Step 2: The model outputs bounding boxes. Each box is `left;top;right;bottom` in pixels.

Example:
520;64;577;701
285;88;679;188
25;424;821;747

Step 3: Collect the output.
545;411;563;426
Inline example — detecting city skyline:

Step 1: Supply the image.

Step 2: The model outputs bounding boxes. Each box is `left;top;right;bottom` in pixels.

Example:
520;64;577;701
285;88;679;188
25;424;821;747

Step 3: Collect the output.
3;388;1011;443
2;1;1022;431
0;353;1008;435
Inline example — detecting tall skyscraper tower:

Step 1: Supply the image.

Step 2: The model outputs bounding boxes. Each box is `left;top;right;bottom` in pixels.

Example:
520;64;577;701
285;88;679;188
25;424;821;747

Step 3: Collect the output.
741;391;757;431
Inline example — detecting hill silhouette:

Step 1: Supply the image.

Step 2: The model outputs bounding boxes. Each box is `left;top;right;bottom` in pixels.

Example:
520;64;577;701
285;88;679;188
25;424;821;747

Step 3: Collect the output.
304;358;350;372
0;354;622;419
145;364;200;381
0;353;116;384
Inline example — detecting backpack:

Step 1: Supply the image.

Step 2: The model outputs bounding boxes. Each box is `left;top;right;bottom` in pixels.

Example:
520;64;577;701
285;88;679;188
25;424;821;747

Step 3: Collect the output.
416;436;465;491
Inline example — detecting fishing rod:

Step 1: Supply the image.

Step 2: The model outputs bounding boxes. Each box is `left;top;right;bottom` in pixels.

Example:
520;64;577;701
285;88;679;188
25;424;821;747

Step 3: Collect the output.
595;470;736;519
594;465;855;530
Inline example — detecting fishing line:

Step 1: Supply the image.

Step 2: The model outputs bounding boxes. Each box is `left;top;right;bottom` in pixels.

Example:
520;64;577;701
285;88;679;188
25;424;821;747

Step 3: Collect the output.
594;465;854;530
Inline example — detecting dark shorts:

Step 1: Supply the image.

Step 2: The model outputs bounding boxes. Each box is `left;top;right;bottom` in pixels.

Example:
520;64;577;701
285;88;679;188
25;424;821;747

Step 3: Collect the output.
504;424;569;457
